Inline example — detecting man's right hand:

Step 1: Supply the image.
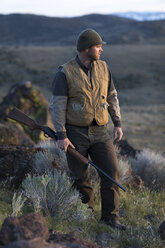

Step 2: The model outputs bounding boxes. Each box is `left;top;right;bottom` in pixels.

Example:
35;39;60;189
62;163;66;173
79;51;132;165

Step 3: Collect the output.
57;138;75;152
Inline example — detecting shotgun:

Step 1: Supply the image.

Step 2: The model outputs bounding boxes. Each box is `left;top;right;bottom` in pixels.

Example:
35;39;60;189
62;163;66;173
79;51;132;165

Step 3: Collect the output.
7;107;126;192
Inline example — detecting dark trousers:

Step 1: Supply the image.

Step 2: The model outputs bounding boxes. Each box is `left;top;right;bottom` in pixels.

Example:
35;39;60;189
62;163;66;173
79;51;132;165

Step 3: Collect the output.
66;124;120;220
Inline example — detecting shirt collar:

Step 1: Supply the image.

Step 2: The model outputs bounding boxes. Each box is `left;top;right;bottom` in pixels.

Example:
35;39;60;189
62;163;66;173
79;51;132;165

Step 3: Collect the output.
76;55;92;72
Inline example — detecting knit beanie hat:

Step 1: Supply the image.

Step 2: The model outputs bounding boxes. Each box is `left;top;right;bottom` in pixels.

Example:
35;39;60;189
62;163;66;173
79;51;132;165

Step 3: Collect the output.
76;29;106;51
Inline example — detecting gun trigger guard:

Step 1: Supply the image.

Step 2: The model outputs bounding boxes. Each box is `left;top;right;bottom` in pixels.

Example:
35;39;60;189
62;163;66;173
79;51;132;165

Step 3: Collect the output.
44;133;49;138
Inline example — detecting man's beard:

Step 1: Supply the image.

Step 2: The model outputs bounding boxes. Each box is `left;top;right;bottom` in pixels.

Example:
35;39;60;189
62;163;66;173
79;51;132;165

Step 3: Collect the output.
87;51;100;61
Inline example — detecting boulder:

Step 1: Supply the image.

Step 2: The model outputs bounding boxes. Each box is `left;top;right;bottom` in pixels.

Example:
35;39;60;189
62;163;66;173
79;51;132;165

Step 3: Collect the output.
0;122;34;146
0;214;98;248
0;145;61;189
0;238;47;248
0;81;54;143
0;213;49;245
0;145;43;188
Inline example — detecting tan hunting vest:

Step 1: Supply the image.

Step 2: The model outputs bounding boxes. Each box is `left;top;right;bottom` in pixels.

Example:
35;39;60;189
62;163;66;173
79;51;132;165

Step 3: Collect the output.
62;58;109;126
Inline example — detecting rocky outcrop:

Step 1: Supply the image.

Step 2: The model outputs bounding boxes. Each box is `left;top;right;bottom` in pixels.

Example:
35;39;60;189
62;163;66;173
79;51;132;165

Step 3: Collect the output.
0;81;54;143
0;237;98;248
0;145;43;188
0;214;98;248
0;140;141;190
0;122;34;146
0;213;49;245
0;238;47;248
0;144;64;189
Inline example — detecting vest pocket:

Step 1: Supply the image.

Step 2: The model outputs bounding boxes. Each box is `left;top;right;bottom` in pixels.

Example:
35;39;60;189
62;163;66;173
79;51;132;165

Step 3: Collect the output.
72;102;85;111
69;96;86;112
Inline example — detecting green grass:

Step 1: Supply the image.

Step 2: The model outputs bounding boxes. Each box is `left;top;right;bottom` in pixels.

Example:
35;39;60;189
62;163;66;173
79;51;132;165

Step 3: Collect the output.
0;187;164;247
46;187;165;248
0;189;12;228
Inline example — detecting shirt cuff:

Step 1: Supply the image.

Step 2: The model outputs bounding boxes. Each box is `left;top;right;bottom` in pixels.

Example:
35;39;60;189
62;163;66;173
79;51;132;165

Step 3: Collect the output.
113;120;121;127
57;131;67;140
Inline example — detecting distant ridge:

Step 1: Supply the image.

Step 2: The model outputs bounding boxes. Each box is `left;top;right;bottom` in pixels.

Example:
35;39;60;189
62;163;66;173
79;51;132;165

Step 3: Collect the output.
114;11;165;21
0;13;165;45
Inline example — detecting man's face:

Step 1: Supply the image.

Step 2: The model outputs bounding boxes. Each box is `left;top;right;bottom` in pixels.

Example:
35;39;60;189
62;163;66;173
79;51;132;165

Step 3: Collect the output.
87;44;103;61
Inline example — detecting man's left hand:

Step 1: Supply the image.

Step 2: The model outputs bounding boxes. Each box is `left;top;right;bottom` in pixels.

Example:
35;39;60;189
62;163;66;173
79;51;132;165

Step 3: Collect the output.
113;127;123;143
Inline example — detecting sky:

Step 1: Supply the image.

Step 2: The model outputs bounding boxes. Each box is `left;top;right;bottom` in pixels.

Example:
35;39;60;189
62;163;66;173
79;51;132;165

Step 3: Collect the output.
1;0;165;17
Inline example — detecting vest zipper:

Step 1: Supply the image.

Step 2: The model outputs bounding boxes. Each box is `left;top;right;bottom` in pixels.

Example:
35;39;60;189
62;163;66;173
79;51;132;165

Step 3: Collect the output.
89;68;96;120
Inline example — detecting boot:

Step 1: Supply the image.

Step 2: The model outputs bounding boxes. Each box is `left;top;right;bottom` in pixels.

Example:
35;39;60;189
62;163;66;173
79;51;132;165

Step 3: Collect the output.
101;215;126;231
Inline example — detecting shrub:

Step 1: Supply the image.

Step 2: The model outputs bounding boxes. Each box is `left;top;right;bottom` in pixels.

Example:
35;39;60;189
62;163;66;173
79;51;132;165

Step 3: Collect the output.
11;141;91;221
130;149;165;189
21;171;91;221
35;140;69;174
32;150;55;174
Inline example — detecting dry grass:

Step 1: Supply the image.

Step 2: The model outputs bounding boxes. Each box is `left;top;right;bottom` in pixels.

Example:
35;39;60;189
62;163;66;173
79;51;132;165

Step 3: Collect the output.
121;104;165;152
0;44;165;103
0;44;164;151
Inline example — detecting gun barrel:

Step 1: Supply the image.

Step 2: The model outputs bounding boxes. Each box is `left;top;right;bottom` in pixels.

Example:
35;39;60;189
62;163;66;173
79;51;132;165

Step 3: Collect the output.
89;160;126;191
68;146;126;192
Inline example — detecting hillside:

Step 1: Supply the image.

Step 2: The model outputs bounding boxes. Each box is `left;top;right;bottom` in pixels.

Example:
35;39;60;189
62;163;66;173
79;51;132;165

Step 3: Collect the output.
0;44;164;104
0;13;165;45
0;44;165;152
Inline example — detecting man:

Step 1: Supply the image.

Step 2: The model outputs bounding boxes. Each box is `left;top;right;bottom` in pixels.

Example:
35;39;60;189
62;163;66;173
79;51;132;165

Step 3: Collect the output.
50;29;126;230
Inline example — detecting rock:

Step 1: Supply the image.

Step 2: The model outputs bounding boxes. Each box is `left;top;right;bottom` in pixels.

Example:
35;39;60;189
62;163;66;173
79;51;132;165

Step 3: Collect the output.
0;144;64;189
0;81;54;143
0;238;47;248
0;122;34;146
116;139;140;158
0;229;98;248
0;213;49;245
0;145;43;188
158;221;165;240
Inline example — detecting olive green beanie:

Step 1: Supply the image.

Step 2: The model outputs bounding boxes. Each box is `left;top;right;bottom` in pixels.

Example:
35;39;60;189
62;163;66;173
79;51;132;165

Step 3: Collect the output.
76;29;106;51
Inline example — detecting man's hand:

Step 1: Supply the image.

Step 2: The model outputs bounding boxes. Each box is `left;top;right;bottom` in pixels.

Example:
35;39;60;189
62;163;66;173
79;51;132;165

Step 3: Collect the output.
57;138;75;152
113;127;123;143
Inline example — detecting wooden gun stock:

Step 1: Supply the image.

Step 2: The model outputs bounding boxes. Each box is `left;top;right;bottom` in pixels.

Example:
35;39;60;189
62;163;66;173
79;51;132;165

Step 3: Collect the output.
7;107;42;130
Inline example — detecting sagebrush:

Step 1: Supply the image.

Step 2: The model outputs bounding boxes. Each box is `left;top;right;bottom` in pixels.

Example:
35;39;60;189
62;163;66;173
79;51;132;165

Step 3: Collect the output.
130;149;165;189
12;170;91;222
